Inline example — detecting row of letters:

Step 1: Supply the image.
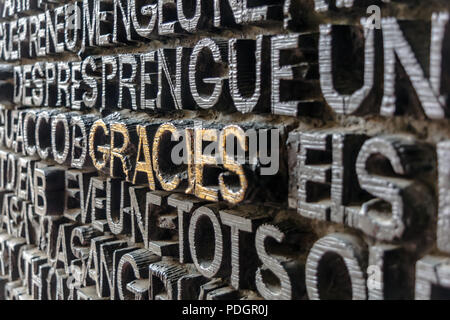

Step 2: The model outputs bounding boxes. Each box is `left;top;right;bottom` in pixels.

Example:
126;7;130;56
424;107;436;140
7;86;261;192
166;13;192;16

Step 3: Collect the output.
7;11;450;119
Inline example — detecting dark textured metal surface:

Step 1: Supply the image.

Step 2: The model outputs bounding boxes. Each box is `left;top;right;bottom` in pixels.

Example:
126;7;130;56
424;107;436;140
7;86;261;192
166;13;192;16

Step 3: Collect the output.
0;0;448;300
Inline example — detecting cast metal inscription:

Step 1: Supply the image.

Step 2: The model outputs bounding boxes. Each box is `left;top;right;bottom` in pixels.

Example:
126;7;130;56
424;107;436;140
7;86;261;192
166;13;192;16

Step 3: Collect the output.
0;0;448;300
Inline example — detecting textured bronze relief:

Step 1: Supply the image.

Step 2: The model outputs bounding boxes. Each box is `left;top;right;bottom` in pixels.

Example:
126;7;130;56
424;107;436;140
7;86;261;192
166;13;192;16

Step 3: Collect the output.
0;0;448;301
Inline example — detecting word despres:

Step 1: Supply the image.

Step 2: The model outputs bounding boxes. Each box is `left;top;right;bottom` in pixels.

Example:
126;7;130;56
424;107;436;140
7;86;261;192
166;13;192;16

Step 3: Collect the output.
1;0;450;301
2;0;449;119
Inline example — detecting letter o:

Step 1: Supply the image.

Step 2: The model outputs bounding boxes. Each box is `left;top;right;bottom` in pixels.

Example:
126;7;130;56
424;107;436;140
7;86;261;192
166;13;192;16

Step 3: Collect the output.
188;206;229;278
305;233;368;300
51;113;71;164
